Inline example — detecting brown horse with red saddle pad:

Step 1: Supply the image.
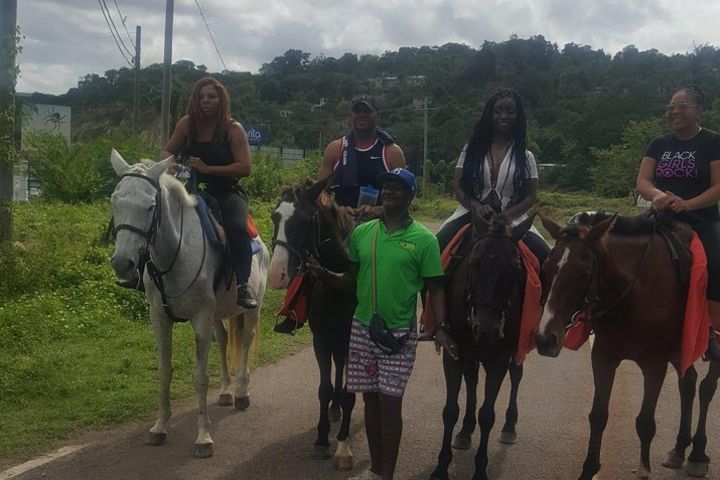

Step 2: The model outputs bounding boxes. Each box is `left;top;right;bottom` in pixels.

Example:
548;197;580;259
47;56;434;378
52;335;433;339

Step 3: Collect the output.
536;211;720;480
429;211;538;480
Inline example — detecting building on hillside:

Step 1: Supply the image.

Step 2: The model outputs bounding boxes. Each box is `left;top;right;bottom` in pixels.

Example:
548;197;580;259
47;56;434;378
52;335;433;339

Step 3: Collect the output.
406;75;426;86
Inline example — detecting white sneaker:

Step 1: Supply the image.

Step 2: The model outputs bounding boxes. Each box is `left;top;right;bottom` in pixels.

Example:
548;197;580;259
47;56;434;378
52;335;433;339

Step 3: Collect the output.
348;469;382;480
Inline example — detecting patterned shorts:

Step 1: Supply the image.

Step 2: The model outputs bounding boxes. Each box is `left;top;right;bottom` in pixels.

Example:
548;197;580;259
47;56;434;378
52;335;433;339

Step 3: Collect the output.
347;318;418;397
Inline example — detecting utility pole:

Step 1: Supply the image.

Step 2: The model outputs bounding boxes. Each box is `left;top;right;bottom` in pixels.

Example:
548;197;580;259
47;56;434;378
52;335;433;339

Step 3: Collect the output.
422;96;428;193
0;0;18;244
132;25;141;132
159;0;174;146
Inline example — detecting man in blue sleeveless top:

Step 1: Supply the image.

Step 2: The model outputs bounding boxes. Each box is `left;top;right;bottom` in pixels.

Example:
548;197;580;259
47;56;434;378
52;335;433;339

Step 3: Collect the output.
319;95;407;220
274;95;407;333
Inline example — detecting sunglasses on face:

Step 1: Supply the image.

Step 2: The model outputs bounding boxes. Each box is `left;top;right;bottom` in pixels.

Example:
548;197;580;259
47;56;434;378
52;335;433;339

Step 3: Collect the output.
665;102;696;113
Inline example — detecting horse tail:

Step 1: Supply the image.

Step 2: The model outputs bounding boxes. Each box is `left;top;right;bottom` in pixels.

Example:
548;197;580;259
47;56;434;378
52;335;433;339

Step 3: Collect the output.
226;314;260;375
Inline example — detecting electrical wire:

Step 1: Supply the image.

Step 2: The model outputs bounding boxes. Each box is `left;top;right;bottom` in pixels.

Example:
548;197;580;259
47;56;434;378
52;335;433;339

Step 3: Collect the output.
193;0;227;71
98;0;134;65
112;0;136;49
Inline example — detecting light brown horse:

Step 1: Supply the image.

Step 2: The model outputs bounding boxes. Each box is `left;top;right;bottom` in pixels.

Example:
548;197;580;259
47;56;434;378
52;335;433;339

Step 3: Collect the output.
535;212;719;479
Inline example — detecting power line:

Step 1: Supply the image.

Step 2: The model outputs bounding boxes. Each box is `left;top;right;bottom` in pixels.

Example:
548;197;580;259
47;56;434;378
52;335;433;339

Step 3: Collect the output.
193;0;227;71
112;0;136;49
98;0;133;64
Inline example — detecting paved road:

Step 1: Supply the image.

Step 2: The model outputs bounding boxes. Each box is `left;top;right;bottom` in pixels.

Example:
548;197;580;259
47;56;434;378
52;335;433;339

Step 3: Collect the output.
5;340;719;480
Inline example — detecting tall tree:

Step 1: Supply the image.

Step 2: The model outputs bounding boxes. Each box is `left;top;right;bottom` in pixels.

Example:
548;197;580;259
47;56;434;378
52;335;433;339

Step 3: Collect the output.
0;0;19;244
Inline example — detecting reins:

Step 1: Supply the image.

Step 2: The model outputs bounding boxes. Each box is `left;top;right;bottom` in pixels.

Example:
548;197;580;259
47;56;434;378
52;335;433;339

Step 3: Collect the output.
113;173;207;322
564;220;657;328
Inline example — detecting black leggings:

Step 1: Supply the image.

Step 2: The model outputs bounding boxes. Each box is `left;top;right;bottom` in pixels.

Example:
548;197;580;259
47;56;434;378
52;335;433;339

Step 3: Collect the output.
436;211;550;264
691;219;720;301
208;187;252;284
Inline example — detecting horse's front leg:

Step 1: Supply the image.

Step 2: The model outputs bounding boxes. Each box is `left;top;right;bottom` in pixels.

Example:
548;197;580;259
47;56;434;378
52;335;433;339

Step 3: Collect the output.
662;364;696;469
472;354;509;480
687;360;720;478
634;359;668;479
578;346;620;480
453;357;478;450
312;332;333;459
500;360;523;445
214;318;233;406
430;350;464;480
191;312;215;458
146;309;173;446
231;312;256;411
332;340;355;471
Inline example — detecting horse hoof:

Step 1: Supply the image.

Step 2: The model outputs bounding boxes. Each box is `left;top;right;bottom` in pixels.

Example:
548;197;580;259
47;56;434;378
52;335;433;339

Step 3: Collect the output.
218;393;233;406
329;404;341;423
192;443;213;459
311;444;331;459
234;396;250;411
661;449;684;469
144;432;166;446
686;461;709;478
452;433;472;450
499;431;518;445
334;454;354;471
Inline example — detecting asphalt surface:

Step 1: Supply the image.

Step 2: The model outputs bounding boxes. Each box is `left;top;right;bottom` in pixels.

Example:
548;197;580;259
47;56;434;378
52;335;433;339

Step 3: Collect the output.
4;340;720;480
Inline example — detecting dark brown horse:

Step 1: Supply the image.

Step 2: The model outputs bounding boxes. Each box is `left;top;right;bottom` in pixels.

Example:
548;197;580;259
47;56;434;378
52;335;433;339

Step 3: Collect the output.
535;212;720;479
430;212;535;480
267;178;356;470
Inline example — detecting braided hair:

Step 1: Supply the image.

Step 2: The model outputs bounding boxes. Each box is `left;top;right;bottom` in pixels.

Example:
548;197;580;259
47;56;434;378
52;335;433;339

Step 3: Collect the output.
460;89;529;207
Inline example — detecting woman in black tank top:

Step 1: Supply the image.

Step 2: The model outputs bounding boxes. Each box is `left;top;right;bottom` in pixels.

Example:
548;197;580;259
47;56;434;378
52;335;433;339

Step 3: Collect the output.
161;76;257;309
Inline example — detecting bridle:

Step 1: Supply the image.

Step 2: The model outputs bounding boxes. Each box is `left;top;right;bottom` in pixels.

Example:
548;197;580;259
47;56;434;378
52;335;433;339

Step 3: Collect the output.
546;223;656;332
112;173;206;321
272;206;327;275
465;233;523;328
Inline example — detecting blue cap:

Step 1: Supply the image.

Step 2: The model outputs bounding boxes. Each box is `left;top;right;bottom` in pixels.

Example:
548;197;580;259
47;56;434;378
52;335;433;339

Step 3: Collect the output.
377;168;417;196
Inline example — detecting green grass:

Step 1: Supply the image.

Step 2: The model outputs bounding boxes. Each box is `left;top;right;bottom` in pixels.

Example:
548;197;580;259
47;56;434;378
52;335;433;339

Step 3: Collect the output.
0;200;309;463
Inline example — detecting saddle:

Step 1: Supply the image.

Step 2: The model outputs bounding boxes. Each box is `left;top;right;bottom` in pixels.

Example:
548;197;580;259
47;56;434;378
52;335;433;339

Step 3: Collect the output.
195;193;262;290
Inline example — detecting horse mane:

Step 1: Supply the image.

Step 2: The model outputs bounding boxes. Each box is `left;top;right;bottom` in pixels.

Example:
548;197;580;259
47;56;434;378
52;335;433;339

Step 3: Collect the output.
279;179;355;239
159;173;197;208
568;211;676;236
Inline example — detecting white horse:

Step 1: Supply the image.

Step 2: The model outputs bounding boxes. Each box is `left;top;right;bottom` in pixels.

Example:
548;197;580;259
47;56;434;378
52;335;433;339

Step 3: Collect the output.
109;150;269;458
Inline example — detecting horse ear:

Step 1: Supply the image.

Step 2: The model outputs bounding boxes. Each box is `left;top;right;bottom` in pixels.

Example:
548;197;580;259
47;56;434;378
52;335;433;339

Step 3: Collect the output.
303;176;331;202
586;214;617;245
539;213;563;240
511;213;536;243
147;157;171;181
110;149;131;176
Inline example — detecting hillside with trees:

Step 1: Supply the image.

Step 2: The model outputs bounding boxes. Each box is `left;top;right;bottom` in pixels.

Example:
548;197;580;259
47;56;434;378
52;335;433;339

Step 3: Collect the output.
22;35;720;195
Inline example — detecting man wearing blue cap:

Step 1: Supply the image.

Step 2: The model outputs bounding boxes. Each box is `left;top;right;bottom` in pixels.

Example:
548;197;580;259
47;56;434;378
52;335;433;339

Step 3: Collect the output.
308;168;457;480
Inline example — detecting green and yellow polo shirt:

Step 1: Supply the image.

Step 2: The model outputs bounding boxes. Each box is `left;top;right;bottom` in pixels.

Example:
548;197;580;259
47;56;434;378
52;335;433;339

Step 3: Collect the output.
348;218;443;329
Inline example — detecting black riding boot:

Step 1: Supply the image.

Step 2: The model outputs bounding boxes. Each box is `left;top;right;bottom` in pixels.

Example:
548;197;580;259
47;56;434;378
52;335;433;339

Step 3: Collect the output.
273;317;304;334
237;282;258;309
707;327;720;361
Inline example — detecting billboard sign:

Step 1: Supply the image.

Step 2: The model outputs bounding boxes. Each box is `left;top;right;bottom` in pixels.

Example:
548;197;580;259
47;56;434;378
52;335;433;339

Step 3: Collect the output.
22;103;72;143
245;125;269;146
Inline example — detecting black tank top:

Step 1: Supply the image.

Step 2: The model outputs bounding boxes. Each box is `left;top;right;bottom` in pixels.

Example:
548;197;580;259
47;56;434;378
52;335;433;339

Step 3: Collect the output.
331;138;390;207
184;126;237;192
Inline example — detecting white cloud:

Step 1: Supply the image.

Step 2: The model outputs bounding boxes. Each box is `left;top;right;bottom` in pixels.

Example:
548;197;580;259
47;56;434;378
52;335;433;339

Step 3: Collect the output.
14;0;719;94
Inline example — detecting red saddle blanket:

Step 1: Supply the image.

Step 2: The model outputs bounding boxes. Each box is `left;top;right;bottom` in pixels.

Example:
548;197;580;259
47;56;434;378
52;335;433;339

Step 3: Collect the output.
276;272;313;325
564;231;710;376
421;224;542;365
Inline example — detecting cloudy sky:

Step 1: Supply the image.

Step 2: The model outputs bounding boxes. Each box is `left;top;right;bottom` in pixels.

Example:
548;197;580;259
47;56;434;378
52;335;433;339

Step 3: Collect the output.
15;0;720;95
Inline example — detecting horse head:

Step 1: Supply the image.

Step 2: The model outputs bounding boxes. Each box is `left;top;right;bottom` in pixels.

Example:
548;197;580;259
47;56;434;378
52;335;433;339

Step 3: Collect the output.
535;212;616;357
268;177;331;289
465;211;534;344
109;149;171;287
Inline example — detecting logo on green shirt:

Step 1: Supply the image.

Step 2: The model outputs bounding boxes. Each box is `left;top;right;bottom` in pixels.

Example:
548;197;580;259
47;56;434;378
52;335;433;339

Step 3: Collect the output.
397;240;416;251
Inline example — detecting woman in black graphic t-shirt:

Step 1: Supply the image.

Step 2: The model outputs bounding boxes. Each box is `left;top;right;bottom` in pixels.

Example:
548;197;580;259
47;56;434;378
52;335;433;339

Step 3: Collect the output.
637;85;720;359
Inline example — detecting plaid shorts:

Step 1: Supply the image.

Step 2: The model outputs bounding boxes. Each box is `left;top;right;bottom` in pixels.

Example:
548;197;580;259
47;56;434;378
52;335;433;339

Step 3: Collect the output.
347;318;418;397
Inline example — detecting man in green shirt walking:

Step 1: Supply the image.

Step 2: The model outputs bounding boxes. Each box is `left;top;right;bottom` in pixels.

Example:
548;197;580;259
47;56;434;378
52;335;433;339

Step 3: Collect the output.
308;168;457;480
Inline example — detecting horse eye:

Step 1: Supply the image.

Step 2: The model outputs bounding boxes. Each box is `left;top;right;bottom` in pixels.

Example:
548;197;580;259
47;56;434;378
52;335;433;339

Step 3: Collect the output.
147;204;154;212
